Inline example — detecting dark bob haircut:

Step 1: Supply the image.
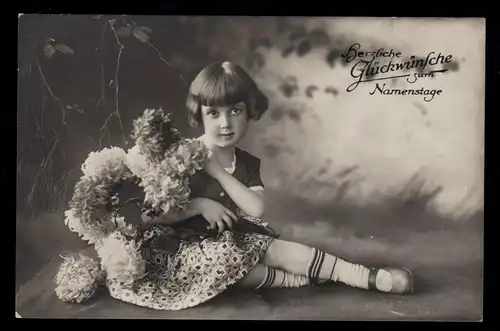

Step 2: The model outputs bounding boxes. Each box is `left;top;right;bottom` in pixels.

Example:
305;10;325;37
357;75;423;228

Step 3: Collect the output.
185;61;269;127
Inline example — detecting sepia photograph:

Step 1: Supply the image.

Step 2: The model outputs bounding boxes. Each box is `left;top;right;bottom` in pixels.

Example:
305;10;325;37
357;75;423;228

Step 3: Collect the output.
16;15;485;320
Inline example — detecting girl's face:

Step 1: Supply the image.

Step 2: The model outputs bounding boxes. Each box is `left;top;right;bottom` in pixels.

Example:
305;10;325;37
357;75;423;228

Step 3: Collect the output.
200;101;249;149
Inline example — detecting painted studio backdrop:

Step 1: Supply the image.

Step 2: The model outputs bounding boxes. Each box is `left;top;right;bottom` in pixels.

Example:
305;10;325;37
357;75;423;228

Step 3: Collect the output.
16;15;484;320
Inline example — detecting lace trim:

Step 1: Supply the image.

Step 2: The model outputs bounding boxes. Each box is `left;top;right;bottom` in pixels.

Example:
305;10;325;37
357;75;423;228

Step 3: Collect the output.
224;151;237;174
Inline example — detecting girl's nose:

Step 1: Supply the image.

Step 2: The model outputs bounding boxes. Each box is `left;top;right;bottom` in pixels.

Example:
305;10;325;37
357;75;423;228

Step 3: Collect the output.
220;114;231;128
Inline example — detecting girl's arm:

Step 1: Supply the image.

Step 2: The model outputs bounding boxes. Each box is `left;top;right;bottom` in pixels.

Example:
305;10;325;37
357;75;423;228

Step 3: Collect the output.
143;197;239;232
214;171;265;218
142;197;206;225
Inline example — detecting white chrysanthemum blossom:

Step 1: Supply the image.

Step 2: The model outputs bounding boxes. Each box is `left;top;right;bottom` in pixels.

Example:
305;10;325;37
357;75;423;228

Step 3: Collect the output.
96;231;146;285
81;147;128;179
64;209;106;246
69;146;133;234
54;254;106;303
125;145;150;180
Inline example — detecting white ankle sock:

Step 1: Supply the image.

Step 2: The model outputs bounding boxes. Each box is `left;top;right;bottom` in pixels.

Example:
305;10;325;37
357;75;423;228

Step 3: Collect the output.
306;248;393;291
255;266;310;289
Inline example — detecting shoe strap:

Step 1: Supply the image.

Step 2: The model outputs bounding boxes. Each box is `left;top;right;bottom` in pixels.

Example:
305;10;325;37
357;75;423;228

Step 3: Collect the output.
368;267;379;291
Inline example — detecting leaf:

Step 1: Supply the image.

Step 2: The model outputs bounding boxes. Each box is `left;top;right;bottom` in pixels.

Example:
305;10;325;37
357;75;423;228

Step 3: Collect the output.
305;85;318;98
325;86;339;96
288;26;307;42
326;48;342;68
245;52;265;71
116;26;132;37
259;38;272;49
288;109;301;122
309;28;330;46
270;109;284;122
132;26;152;43
136;26;152;34
43;44;56;59
55;44;74;55
249;38;272;51
278;81;299;98
264;144;280;158
281;45;295;58
296;40;311;57
248;39;258;51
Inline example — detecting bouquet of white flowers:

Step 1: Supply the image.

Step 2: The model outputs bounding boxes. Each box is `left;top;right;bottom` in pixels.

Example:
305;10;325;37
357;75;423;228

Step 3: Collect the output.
55;108;210;304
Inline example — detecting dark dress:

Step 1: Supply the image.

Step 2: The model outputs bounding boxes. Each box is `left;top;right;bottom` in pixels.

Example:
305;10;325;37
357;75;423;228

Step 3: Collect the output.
106;147;276;311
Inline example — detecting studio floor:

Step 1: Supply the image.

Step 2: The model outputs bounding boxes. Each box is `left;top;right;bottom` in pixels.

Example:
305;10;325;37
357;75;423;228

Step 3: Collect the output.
15;206;483;321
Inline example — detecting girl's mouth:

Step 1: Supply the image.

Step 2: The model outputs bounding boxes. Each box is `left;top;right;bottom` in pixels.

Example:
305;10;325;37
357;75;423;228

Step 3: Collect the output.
219;133;235;139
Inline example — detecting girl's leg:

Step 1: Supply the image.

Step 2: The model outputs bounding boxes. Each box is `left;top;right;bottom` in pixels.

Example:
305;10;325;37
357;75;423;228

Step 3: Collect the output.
236;263;311;289
261;239;413;294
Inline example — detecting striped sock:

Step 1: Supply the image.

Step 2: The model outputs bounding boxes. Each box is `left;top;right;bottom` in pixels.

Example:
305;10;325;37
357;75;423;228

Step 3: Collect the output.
254;266;310;289
306;248;376;289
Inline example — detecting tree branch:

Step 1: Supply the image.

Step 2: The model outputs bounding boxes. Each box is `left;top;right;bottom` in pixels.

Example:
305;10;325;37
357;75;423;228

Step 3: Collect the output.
119;16;187;87
52;127;67;162
95;20;108;107
36;58;80;140
99;20;128;145
146;40;187;86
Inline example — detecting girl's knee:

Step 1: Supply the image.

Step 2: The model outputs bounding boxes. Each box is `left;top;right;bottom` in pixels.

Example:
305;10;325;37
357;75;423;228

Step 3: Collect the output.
235;263;267;288
263;239;312;270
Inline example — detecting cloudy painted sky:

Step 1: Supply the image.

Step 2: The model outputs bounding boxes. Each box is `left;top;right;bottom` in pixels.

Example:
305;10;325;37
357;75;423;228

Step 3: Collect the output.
208;17;485;219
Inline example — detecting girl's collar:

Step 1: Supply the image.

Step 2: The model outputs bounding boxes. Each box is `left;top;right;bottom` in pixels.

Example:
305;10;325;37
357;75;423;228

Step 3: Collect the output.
224;150;237;174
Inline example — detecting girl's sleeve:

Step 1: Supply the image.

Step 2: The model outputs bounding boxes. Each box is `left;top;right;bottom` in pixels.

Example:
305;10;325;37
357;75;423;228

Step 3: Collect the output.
247;157;265;192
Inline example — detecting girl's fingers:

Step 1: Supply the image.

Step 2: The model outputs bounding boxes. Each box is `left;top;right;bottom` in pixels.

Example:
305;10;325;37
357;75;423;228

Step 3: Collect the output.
201;136;217;151
225;208;238;221
222;214;233;229
207;221;216;230
216;219;225;233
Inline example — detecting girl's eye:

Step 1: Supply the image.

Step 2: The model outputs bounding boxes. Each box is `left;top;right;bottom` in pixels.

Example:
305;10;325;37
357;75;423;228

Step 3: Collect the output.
232;108;242;114
208;111;218;117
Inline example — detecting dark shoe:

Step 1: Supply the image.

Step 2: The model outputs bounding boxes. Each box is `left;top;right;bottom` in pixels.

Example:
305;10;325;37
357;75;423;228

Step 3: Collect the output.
368;267;414;294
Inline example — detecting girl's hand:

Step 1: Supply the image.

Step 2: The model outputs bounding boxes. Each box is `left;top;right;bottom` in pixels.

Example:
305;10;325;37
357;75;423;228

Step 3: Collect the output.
203;151;225;180
199;198;238;233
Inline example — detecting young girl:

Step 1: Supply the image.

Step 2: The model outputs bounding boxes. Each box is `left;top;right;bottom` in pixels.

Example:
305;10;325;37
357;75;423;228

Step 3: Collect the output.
137;61;414;311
